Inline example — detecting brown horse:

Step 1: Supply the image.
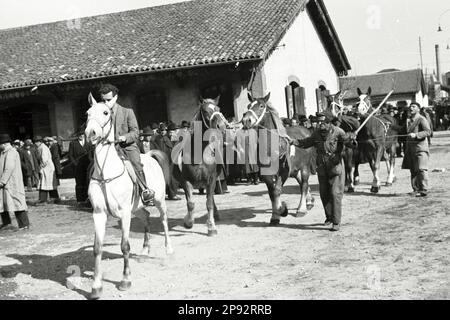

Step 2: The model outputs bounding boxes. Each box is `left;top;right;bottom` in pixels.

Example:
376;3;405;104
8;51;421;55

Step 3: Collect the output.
172;97;228;236
353;87;400;192
242;92;314;225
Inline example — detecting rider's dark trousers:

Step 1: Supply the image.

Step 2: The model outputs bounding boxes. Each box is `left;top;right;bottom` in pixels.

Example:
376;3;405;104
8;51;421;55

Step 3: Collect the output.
119;145;144;172
318;168;345;225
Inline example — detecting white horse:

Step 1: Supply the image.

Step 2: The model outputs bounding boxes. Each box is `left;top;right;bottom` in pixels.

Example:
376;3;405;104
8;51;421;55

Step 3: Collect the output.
85;93;173;300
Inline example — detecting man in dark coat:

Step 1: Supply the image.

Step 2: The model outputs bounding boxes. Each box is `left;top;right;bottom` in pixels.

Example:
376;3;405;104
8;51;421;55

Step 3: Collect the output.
402;102;432;197
98;84;155;206
290;113;357;232
155;123;181;200
21;140;39;191
138;126;158;154
68;132;91;204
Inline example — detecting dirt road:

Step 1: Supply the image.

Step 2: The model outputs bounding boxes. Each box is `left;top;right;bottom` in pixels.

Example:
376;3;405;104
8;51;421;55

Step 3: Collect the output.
1;132;449;300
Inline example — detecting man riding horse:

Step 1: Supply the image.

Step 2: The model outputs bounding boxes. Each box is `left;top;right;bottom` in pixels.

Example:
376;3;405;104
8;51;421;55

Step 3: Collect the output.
98;84;155;206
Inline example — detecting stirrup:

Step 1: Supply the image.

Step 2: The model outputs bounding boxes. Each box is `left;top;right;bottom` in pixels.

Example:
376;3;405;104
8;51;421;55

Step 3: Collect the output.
141;189;155;207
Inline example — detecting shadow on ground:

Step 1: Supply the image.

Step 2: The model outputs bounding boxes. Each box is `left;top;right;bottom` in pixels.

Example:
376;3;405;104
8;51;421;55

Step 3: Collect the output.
0;245;122;299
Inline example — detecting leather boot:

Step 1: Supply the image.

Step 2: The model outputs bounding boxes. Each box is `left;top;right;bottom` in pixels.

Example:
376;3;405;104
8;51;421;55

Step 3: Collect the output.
136;170;155;206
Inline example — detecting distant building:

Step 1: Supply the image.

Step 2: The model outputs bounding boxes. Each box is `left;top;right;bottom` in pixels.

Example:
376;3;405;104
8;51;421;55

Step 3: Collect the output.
0;0;350;143
339;69;428;108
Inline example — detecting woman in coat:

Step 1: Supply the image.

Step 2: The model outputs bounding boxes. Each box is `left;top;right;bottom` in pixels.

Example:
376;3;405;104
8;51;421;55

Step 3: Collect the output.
0;134;30;231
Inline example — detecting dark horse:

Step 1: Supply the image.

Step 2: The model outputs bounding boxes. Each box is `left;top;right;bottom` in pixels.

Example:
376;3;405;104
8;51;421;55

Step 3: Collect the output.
352;87;400;193
172;97;228;236
242;93;315;225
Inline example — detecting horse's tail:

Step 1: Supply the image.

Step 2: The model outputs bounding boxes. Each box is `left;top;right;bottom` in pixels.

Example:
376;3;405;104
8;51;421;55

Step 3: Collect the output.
148;150;171;185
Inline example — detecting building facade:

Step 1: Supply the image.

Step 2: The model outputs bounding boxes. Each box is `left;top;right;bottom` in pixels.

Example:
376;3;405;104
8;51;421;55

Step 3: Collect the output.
0;0;350;147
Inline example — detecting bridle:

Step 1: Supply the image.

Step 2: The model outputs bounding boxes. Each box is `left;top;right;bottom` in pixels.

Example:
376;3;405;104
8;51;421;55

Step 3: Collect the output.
246;100;267;128
87;108;126;186
357;96;372;115
199;102;229;129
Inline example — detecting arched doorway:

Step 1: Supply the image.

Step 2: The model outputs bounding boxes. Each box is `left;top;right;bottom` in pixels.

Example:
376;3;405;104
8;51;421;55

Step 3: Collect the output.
0;103;51;140
136;90;168;128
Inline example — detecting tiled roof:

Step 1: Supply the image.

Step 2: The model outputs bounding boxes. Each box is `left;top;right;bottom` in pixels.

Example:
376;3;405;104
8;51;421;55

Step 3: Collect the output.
339;69;426;100
0;0;307;90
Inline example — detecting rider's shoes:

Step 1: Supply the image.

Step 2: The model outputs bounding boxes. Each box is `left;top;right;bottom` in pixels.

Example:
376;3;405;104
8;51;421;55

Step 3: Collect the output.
141;189;155;207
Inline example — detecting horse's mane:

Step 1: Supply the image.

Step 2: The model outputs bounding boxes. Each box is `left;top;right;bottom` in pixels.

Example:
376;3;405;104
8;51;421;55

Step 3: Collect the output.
263;101;288;139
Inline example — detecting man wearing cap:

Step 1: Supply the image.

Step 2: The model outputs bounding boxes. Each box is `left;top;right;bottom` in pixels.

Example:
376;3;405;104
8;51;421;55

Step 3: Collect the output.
98;83;155;206
0;134;31;231
22;139;39;191
155;123;181;200
290;113;357;231
181;120;191;133
138;126;158;154
402;102;432;197
69;131;91;205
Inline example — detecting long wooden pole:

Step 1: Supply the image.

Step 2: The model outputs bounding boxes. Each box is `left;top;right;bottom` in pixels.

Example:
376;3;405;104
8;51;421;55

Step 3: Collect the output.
355;90;394;135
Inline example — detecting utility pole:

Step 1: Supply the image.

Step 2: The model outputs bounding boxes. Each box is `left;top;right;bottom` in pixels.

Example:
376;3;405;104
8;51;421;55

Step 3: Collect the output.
419;36;424;71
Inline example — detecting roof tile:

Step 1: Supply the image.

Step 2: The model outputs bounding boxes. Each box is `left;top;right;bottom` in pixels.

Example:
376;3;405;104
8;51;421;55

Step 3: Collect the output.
0;0;306;90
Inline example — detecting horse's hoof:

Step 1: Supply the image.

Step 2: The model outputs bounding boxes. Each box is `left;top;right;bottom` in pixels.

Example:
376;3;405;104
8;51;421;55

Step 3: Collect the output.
354;180;360;186
207;229;218;237
270;219;280;226
183;222;193;230
385;182;392;187
280;202;288;217
370;186;380;194
166;247;174;255
90;287;103;300
296;210;308;218
347;187;355;193
118;280;132;291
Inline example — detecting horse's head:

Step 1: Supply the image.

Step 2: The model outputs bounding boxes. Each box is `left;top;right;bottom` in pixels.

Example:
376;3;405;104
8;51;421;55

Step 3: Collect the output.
242;92;271;129
198;96;228;131
85;93;113;145
325;90;349;117
356;87;372;115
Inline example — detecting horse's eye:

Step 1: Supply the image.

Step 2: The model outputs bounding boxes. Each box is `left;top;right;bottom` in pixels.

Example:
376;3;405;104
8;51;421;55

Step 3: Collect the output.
103;111;109;116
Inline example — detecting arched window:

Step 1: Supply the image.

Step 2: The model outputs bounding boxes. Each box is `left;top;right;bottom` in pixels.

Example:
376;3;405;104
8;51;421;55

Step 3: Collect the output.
315;83;329;113
285;81;305;118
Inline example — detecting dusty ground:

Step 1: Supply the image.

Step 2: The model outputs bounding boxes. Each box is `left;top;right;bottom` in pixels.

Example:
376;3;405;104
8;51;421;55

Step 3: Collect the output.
0;132;449;300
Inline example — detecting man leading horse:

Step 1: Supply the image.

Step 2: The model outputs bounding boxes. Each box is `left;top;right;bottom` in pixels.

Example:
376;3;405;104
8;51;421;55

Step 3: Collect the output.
98;84;155;206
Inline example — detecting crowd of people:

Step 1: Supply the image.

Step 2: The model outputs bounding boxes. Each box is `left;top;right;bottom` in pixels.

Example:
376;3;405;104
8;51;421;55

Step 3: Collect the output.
0;88;438;233
0;135;63;231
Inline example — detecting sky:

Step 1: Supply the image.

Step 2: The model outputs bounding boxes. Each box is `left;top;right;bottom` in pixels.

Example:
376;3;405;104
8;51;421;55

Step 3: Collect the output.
1;0;450;77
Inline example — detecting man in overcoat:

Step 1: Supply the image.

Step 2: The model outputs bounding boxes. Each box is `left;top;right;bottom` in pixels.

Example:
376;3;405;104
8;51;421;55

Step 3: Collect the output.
98;84;155;206
290;113;357;231
155;123;181;200
35;135;59;204
68;132;91;204
402;102;432;197
0;134;31;231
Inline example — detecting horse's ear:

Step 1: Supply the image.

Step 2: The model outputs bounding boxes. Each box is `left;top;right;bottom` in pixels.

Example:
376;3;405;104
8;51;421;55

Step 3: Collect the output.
367;87;372;96
263;92;271;103
214;95;221;106
357;88;362;96
247;92;254;102
88;92;97;106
